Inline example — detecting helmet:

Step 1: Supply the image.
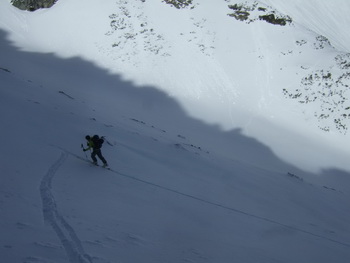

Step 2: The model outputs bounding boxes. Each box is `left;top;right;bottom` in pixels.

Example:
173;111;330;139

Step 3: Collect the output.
85;135;91;140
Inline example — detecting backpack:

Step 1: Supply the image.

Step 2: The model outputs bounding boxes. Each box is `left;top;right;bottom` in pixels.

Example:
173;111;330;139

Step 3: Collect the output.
92;135;104;149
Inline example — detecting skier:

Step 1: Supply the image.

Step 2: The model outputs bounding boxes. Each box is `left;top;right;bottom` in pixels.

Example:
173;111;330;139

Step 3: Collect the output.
83;135;108;167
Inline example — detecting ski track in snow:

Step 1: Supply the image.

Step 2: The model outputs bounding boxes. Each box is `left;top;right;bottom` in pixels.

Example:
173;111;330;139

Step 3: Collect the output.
55;146;350;250
40;152;93;263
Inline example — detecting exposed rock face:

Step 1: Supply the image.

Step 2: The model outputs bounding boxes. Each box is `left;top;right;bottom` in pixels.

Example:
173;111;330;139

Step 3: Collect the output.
162;0;193;9
259;13;291;26
11;0;57;11
227;2;292;26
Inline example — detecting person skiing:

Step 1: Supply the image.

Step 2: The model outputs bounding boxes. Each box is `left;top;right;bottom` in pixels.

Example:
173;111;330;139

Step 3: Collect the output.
83;135;108;167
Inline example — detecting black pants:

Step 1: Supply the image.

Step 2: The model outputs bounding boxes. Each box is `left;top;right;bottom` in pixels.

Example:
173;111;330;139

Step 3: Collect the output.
91;148;107;164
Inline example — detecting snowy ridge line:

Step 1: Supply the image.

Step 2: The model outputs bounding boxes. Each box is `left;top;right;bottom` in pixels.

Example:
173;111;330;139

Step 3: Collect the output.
53;146;350;249
40;152;93;263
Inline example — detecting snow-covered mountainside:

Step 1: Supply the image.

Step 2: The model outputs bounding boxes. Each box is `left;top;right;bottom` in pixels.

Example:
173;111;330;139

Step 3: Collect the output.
2;0;350;172
1;0;350;262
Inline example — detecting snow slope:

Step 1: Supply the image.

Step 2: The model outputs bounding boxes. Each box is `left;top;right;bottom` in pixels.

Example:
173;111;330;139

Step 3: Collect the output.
261;0;350;53
2;0;350;172
1;0;350;262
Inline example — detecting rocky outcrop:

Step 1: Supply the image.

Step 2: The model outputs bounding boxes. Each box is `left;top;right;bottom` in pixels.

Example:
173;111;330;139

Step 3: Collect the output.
283;52;350;134
11;0;57;11
228;2;292;26
162;0;193;9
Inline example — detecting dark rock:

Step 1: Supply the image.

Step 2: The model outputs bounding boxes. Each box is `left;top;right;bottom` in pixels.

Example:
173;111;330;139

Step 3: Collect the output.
162;0;193;9
259;14;291;26
11;0;57;11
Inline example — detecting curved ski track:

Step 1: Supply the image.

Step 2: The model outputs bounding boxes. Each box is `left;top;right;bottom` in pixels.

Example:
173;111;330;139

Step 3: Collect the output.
46;147;350;260
40;152;93;263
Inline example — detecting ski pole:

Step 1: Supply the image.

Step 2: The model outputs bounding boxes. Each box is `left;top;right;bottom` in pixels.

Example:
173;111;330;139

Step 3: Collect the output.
81;144;88;159
101;136;114;146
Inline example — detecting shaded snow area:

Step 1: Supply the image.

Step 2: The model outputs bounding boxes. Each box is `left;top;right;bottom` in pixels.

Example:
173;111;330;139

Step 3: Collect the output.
1;0;350;262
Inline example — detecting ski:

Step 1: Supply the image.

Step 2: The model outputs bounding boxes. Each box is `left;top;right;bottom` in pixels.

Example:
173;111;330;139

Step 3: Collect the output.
90;161;111;170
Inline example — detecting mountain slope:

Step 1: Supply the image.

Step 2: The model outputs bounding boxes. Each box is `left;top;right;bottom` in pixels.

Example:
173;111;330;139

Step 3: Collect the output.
261;0;350;53
2;0;350;172
1;1;350;262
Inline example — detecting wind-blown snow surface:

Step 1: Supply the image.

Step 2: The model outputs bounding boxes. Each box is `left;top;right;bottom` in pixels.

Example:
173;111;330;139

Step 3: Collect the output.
261;0;350;53
1;0;350;262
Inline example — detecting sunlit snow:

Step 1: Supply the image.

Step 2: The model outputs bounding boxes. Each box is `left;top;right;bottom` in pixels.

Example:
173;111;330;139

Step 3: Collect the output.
1;0;350;262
